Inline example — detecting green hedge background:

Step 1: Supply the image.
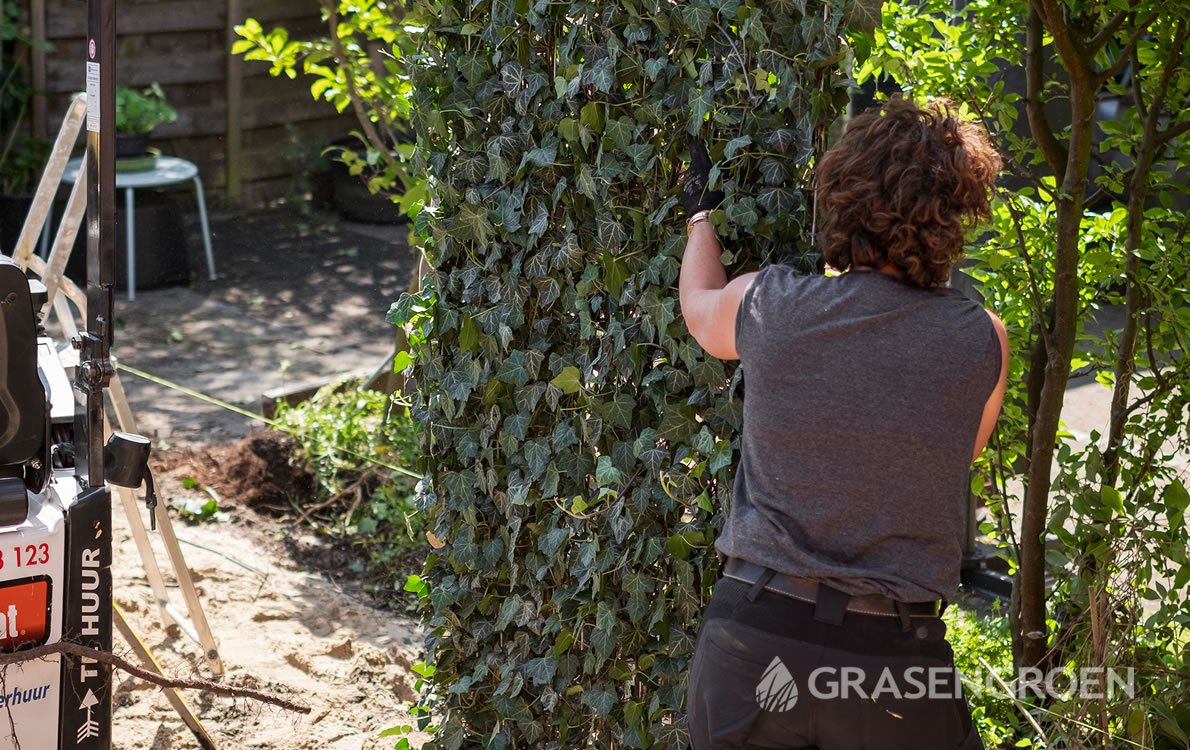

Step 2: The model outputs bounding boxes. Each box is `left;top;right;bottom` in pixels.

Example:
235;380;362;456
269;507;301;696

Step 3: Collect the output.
397;1;864;746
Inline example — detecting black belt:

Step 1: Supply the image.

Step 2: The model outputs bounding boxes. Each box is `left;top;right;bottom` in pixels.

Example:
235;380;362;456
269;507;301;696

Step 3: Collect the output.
721;557;943;620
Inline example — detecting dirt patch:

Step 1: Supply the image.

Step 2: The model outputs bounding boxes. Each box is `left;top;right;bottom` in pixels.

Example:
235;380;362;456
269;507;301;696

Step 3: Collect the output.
199;432;317;512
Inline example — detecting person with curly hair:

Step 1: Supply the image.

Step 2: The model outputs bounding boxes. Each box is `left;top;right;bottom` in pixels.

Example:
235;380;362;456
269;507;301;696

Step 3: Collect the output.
679;97;1007;750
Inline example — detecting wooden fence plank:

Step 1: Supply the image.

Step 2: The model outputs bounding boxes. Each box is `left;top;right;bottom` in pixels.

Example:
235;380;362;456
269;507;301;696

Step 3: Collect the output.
226;0;244;202
46;0;225;38
247;0;322;24
48;45;225;88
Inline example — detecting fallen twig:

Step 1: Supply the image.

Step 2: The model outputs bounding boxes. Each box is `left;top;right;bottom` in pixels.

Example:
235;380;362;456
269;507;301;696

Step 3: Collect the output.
0;642;310;714
296;466;380;525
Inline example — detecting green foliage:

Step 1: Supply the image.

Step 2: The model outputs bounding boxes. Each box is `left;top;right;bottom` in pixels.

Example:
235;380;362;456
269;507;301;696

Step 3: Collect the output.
945;606;1028;748
273;386;425;585
171;494;222;522
859;0;1190;745
232;3;427;217
399;0;855;746
114;84;177;134
0;2;54;194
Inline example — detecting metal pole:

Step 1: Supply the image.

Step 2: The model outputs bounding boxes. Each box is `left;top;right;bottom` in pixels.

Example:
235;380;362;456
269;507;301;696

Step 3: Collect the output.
59;2;117;748
79;0;117;485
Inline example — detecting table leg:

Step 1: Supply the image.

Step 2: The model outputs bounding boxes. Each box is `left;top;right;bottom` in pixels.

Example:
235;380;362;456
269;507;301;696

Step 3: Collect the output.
41;203;52;259
192;176;215;280
126;187;136;301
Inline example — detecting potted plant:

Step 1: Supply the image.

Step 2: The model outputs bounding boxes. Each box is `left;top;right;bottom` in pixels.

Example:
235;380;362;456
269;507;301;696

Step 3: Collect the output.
114;83;177;159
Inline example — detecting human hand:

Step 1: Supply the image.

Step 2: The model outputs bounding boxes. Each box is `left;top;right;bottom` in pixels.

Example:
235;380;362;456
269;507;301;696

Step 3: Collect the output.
680;139;724;216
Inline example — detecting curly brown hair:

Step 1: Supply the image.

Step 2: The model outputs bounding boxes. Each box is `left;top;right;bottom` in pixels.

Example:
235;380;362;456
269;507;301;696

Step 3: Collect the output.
815;97;1001;287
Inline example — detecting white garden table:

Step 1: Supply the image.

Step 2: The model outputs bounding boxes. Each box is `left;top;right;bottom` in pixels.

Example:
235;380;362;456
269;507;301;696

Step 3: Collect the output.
61;155;215;300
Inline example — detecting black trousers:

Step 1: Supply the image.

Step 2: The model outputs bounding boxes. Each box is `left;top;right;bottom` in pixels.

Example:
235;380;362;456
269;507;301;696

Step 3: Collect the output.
687;577;984;750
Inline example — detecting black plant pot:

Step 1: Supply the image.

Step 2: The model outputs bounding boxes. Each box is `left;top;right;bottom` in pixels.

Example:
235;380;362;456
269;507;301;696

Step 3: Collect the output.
327;136;404;224
0;194;35;252
62;189;190;291
115;131;152;159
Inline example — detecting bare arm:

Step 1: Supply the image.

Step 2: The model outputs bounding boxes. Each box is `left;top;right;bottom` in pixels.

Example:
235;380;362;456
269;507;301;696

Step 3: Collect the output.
678;221;757;360
972;310;1009;462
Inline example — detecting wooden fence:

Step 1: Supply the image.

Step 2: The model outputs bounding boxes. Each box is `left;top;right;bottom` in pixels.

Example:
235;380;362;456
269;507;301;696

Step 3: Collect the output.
25;0;355;205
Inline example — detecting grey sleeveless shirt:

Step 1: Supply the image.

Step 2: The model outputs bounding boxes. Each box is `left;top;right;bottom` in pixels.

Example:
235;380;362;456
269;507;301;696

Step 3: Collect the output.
715;265;1002;602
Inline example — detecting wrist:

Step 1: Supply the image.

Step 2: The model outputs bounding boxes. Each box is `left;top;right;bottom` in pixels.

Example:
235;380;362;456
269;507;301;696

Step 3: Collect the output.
686;209;713;235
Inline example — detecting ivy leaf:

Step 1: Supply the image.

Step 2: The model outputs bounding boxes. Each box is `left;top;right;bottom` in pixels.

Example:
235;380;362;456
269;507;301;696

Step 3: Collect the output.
759;157;792;185
496;595;522;631
456;152;488;184
595;455;621;487
522;144;558;169
602;253;630;296
504;412;530;441
458;316;480;352
584;57;615;93
386;291;426;326
538;526;571;556
844;0;884;32
596;213;628;252
524;439;551;479
757;187;801;215
550;366;582;394
601;392;634;430
687;88;713;134
557;117;579;143
723;135;752;159
605;117;634;149
590;601;618;663
579;101;605;133
458;53;489;84
451;202;494;245
681;4;713;37
647;196;680;226
577;165;598;199
522;657;558;687
528;199;549;237
534;276;562;308
496;351;530;386
581;687;617;717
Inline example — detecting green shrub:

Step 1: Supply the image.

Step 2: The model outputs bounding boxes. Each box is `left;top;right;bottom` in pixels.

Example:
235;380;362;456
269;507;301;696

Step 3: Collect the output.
944;605;1028;748
274;386;425;586
395;0;868;746
232;5;426;218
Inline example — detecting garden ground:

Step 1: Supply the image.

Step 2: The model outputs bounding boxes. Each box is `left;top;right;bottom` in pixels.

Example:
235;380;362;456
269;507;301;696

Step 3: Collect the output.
94;204;431;748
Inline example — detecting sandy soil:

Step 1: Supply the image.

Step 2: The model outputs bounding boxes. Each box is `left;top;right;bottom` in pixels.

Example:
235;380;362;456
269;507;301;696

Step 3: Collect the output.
109;450;431;750
68;206;433;748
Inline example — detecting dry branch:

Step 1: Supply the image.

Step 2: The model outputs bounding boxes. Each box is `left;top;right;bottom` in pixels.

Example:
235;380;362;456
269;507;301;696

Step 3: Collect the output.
0;642;310;714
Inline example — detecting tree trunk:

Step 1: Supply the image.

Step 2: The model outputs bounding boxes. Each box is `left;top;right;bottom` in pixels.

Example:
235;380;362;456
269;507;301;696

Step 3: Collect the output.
1017;55;1097;670
1103;20;1187;484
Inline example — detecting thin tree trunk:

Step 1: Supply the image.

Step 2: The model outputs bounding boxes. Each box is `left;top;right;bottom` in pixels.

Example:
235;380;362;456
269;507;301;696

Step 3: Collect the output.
1103;20;1187;484
1018;56;1097;671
